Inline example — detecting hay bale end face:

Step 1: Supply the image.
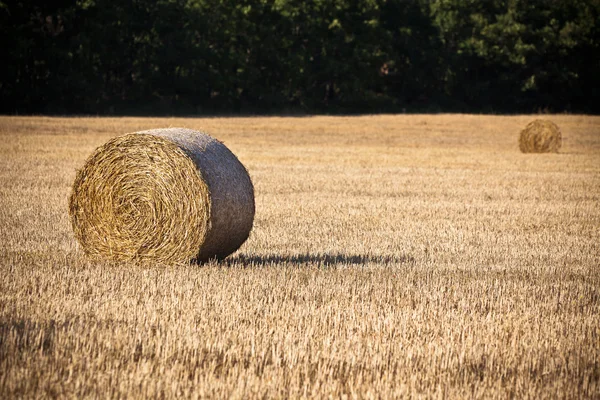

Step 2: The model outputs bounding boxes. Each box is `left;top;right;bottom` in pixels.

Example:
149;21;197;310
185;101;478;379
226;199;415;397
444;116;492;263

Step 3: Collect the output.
519;119;562;153
69;128;255;263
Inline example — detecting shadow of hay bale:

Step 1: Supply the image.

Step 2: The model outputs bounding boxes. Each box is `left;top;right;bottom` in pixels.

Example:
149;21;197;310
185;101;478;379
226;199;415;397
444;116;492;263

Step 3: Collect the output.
220;253;416;267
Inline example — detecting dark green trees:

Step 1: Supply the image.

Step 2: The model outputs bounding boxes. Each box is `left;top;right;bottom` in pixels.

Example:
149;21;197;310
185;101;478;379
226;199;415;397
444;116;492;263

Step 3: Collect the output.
1;0;598;114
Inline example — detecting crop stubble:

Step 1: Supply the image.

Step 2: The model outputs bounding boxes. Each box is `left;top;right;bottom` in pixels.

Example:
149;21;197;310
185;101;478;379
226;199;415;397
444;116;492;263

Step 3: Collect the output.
0;115;599;398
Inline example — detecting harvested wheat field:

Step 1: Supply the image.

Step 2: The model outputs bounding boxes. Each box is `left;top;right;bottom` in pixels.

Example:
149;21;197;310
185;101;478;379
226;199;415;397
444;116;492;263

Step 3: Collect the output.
0;115;599;399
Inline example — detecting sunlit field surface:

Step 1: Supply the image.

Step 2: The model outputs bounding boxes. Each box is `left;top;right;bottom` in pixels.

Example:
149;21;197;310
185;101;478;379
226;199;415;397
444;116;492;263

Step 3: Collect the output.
1;115;599;398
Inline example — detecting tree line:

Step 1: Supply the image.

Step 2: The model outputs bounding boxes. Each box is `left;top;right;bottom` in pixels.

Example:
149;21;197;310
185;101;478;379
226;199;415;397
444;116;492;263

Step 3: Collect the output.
1;0;598;114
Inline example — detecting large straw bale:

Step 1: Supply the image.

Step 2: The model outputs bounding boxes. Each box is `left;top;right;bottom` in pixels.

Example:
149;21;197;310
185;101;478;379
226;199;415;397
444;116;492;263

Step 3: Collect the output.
69;128;255;263
519;119;562;153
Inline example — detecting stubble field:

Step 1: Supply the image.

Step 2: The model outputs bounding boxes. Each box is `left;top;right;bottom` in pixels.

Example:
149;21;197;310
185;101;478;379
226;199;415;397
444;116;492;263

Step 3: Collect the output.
0;114;599;398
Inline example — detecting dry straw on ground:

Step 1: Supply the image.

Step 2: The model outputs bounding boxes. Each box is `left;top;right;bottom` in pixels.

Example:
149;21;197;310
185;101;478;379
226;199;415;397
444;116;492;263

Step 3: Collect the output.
1;115;599;398
519;119;562;153
68;128;255;263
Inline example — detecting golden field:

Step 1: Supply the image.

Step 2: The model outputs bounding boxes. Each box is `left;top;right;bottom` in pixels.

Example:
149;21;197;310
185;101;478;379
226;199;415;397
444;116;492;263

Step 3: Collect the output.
0;114;599;398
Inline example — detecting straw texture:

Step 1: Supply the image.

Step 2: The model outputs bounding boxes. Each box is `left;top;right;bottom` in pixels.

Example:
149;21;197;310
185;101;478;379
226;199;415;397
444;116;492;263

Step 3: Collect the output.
519;119;562;153
69;128;255;263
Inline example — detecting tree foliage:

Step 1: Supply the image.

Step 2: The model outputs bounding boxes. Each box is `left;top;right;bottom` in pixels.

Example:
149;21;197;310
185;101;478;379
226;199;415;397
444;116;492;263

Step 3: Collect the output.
1;0;598;114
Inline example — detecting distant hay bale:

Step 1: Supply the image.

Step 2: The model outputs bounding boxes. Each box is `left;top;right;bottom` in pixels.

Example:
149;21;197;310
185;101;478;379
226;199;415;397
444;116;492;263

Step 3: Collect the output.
69;128;255;263
519;119;562;153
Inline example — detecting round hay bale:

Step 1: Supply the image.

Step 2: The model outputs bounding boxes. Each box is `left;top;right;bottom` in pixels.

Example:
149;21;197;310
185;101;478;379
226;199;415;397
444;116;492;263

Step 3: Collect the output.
519;119;562;153
69;128;255;263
